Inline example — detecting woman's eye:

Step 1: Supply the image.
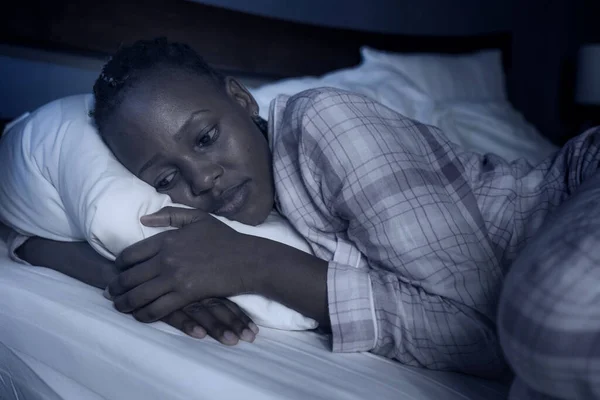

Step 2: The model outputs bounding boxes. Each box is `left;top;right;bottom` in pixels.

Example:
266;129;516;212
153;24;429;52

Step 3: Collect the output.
196;127;219;148
155;171;177;190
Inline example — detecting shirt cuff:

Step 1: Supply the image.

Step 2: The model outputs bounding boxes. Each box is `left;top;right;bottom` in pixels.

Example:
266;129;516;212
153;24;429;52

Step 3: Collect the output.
327;261;377;353
5;231;32;266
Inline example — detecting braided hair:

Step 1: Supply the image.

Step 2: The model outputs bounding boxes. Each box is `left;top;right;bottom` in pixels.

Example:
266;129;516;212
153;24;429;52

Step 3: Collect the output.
92;37;226;134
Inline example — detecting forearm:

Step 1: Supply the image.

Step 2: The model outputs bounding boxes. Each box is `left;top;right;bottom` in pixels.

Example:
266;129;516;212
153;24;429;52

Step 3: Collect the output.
250;237;507;377
16;237;118;289
252;237;331;332
370;271;509;378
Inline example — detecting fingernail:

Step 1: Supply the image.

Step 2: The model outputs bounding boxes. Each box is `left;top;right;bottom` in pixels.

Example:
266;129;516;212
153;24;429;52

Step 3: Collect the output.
191;326;206;339
249;322;259;334
240;329;255;343
223;330;237;343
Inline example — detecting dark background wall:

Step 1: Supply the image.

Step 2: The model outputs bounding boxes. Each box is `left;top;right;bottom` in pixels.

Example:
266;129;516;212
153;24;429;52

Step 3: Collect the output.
1;0;598;125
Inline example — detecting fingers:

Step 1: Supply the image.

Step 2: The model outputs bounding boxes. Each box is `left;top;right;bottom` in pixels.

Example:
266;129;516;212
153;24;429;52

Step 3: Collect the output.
221;298;259;335
108;260;160;297
131;292;187;323
115;235;163;271
183;299;255;345
161;310;207;339
134;297;258;346
141;206;209;228
209;301;256;343
113;279;173;316
183;302;238;345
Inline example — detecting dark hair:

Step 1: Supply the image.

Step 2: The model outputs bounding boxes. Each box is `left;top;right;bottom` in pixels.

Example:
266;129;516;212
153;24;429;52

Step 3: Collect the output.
92;37;225;133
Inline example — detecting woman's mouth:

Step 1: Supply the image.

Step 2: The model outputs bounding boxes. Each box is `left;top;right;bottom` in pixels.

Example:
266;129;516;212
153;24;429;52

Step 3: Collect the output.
213;180;250;218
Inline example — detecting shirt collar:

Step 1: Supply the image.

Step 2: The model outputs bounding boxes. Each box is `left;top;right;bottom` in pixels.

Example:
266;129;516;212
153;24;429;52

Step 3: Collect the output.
267;93;291;214
267;93;291;152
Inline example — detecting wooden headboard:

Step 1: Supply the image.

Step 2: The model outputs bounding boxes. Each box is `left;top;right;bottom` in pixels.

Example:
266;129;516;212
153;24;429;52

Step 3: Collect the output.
1;0;580;144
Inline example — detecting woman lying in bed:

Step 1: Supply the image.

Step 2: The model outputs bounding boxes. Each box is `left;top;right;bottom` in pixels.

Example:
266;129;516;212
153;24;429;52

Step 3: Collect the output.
12;38;600;386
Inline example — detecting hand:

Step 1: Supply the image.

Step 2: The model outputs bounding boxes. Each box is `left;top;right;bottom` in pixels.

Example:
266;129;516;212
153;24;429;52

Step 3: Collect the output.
108;207;260;322
161;298;259;345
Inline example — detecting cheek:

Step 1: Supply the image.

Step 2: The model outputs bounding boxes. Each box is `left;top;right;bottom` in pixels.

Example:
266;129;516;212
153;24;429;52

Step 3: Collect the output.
219;116;270;177
252;140;272;177
220;129;252;165
241;130;270;167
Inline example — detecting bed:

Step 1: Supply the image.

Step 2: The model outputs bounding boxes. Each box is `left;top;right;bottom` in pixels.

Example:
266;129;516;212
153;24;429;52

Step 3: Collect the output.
0;0;580;399
0;238;511;400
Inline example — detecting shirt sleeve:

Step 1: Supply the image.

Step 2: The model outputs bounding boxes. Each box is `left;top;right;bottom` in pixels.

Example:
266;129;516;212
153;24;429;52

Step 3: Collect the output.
496;128;600;399
459;126;600;268
283;89;511;378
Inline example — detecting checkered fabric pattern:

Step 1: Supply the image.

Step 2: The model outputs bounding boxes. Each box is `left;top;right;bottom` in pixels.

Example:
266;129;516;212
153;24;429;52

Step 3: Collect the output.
269;87;600;382
498;167;600;400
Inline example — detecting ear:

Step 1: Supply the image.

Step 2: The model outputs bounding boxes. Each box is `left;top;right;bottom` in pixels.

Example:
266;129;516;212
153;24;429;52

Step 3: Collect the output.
225;77;259;116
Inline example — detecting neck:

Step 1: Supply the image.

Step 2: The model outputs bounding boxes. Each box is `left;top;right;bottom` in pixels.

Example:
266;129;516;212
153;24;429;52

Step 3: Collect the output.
252;115;269;141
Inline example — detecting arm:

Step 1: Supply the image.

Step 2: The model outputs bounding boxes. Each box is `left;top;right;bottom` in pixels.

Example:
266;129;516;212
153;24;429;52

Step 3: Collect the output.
112;207;332;331
12;229;258;345
0;213;117;288
0;219;117;288
16;236;118;289
252;237;330;331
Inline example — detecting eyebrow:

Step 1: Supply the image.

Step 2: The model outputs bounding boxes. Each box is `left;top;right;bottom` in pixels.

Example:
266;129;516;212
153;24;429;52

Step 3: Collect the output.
137;109;211;176
138;154;161;176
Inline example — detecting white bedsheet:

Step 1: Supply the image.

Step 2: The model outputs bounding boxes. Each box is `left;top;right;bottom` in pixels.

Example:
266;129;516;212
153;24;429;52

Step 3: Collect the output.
0;240;508;400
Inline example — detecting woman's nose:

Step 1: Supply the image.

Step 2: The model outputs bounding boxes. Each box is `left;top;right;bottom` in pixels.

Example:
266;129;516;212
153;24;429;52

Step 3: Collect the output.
189;162;223;196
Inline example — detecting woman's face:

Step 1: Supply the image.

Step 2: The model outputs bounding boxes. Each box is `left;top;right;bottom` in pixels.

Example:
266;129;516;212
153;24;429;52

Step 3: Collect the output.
102;67;274;226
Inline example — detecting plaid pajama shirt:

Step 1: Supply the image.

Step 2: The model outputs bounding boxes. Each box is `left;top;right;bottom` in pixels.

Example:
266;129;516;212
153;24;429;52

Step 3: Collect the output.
268;87;600;394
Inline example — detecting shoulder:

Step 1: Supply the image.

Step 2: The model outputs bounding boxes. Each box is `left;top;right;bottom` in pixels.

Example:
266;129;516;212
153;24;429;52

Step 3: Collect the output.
276;87;390;149
271;86;452;181
277;87;442;158
281;86;381;125
271;87;376;162
287;86;372;106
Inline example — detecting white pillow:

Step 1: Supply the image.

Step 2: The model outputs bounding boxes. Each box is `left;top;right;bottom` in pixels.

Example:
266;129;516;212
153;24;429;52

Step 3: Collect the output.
0;94;317;331
250;61;435;124
249;47;557;164
359;46;507;102
250;47;506;115
431;102;559;163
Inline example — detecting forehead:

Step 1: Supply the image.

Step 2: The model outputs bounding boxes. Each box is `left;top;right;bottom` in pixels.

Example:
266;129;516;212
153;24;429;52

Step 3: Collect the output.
117;68;226;135
103;68;227;170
